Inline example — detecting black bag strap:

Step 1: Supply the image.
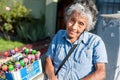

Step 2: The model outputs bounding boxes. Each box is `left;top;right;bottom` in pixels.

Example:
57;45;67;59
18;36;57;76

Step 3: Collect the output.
55;44;77;75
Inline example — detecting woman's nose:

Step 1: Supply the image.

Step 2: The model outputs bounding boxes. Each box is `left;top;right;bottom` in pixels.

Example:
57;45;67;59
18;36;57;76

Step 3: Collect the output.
72;22;78;29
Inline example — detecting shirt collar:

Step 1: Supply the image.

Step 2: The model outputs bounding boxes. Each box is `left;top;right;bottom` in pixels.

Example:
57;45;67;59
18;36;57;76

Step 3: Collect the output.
62;31;71;43
62;31;89;45
79;31;89;45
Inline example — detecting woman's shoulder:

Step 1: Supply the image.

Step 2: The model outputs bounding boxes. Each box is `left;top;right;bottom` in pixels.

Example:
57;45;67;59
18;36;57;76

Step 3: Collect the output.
85;31;103;41
56;29;66;36
84;32;105;47
57;29;66;33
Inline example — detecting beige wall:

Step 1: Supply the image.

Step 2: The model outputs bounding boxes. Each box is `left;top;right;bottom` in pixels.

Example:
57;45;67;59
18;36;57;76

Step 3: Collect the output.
23;0;58;37
19;0;58;37
45;0;58;37
23;0;45;19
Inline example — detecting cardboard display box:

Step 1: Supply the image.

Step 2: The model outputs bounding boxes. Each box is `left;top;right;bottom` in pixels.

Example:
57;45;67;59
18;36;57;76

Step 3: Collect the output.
5;59;43;80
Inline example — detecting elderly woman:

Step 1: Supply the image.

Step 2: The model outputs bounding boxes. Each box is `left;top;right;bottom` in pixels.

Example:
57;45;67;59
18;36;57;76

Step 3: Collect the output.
45;1;108;80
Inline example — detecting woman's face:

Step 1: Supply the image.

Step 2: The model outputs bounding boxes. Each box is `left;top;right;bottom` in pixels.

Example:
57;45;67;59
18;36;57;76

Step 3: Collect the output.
66;11;88;42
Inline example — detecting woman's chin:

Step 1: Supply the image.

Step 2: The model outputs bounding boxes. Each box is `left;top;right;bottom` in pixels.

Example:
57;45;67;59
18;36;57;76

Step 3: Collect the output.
68;34;76;38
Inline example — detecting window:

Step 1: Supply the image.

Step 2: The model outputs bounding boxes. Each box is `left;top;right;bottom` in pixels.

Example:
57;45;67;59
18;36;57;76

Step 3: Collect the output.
96;0;120;14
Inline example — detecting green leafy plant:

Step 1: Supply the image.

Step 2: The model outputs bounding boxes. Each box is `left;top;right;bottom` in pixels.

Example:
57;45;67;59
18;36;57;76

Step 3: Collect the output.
0;0;31;40
17;18;45;42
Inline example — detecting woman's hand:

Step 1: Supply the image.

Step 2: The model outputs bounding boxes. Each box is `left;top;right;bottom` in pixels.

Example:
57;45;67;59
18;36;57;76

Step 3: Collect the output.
45;57;58;80
47;75;58;80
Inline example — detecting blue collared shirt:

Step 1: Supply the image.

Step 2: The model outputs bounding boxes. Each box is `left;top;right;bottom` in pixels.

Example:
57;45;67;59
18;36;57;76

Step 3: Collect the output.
46;30;108;80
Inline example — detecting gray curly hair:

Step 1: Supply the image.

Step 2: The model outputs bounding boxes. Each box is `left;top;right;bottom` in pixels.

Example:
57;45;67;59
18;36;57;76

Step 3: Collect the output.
64;0;98;31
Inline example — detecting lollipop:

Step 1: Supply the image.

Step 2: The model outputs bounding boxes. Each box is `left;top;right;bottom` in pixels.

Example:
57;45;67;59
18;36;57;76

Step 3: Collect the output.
0;63;2;69
10;50;15;55
7;61;12;65
8;64;14;71
31;55;35;60
24;48;29;54
22;47;26;50
2;65;8;71
32;50;37;55
15;61;20;69
4;52;9;58
14;47;19;52
22;47;26;53
23;58;29;65
35;51;41;59
20;60;25;67
29;55;35;63
29;49;33;54
27;55;32;61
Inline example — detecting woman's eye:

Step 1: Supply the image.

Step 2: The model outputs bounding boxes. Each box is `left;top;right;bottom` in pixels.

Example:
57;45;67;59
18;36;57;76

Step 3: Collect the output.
79;22;84;26
70;18;75;23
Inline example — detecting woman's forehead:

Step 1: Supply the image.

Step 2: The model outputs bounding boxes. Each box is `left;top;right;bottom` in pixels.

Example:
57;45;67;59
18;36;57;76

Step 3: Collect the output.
70;11;88;21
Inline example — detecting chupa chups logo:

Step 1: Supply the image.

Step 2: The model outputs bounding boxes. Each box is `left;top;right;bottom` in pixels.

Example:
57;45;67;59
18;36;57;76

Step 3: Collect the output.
26;64;33;73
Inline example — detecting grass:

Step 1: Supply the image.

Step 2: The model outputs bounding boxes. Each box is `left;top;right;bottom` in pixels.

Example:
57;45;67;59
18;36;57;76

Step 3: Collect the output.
0;37;24;52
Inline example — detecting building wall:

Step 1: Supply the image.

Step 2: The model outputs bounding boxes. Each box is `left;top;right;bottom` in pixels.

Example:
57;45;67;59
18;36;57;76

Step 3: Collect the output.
19;0;58;38
45;0;58;37
23;0;45;19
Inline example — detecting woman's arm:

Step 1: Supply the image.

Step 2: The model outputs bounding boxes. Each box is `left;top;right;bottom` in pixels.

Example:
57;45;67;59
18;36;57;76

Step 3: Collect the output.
45;57;58;80
81;63;106;80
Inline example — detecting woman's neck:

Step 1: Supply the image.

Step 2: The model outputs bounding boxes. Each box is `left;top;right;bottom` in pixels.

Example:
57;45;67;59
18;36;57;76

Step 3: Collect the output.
69;37;78;44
